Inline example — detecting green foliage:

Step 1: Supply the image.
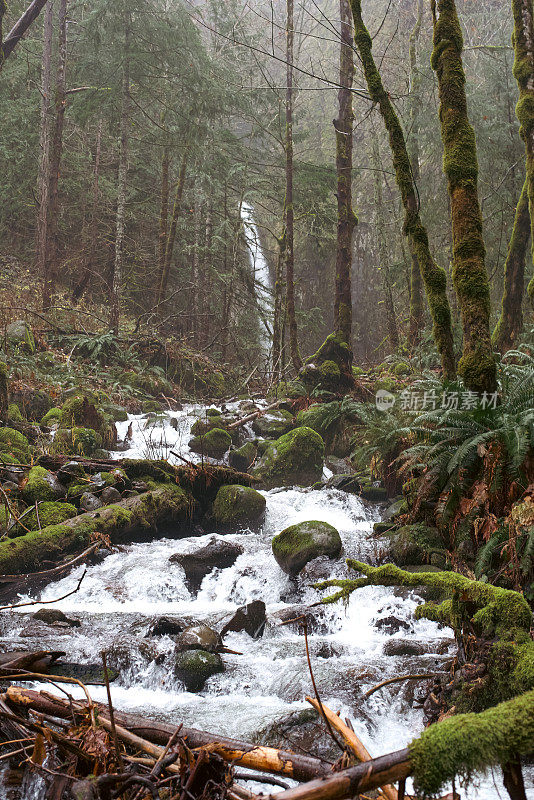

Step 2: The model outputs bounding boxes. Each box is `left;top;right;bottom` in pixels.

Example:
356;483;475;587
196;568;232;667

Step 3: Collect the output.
0;427;30;463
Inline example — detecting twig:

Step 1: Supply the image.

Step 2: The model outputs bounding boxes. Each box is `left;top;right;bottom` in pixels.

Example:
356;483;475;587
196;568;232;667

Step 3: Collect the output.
0;568;88;612
362;674;437;701
102;651;124;772
234;771;291;789
34;501;42;532
0;484;31;534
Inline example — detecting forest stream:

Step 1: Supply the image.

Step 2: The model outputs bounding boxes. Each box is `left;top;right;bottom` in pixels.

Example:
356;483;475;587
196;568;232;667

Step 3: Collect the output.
1;404;528;800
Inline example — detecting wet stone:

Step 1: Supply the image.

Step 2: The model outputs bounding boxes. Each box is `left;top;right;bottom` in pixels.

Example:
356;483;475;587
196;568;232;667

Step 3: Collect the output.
101;486;122;505
174;625;222;653
80;492;103;512
383;639;426;657
32;608;80;628
146;616;186;638
221;600;266;639
374;616;411;635
170;537;244;590
174;648;224;692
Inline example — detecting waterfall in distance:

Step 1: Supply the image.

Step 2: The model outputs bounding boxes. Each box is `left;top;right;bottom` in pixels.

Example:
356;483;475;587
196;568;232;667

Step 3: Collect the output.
241;203;273;359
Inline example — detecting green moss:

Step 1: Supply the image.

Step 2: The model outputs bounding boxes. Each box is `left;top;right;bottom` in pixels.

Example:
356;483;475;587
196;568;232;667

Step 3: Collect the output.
319;360;341;378
206;407;222;417
189;427;231;458
252;426;325;489
272;520;342;575
142;400;163;413
21;466;65;503
41;407;62;425
19;501;77;533
7;403;23;422
0;427;30;462
409;689;534;796
212;484;266;527
53;427;103;457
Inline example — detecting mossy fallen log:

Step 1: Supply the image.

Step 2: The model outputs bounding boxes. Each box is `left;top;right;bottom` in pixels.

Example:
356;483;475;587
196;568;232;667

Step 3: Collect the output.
0;484;196;575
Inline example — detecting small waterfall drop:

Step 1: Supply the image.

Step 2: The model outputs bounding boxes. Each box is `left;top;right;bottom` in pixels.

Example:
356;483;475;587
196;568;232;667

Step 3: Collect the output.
241;203;273;357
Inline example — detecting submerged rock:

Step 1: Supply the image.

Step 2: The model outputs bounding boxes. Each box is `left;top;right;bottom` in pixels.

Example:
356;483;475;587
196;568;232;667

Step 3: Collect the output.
170;537;244;588
189;427;231;459
212;484;266;529
252;426;325;489
32;608;80;627
174;625;222;653
272;520;342;576
174;648;224;691
146;616;186;637
383;639;426;657
221;600;266;639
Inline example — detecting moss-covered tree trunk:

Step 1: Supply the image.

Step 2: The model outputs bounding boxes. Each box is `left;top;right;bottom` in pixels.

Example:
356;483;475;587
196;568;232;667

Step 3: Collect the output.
285;0;302;372
350;0;456;381
408;0;425;342
430;0;497;393
36;0;53;301
493;178;530;352
333;0;357;350
156;144;189;308
512;0;534;311
0;362;7;422
156;134;170;305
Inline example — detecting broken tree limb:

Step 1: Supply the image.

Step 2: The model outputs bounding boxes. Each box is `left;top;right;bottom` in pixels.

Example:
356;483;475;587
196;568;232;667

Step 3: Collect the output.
305;698;398;800
227;401;285;430
362;674;436;701
262;749;412;800
6;687;331;781
1;0;50;62
0;544;98;603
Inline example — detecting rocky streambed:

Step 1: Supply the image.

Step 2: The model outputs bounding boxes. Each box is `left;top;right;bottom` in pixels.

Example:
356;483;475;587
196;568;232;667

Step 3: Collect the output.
0;404;527;798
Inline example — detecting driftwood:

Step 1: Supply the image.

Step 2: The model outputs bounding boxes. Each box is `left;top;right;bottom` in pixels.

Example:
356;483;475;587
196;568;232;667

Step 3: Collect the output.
305;698;398;800
6;687;331;781
0;543;99;602
227;400;285;430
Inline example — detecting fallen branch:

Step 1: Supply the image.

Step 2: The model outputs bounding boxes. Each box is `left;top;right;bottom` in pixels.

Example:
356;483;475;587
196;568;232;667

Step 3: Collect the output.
0;567;87;611
0;543;99;602
227;400;285;430
362;674;437;701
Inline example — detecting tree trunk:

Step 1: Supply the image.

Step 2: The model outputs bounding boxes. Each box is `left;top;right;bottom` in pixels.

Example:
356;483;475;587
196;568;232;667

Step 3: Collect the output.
430;0;496;393
41;0;66;312
502;757;528;800
512;0;534;311
285;0;302;372
1;0;49;63
156;138;170;305
372;131;399;351
408;0;424;342
350;0;456;381
333;0;356;350
72;115;103;303
110;17;130;335
492;178;530;353
272;227;286;381
156;145;189;308
36;0;53;296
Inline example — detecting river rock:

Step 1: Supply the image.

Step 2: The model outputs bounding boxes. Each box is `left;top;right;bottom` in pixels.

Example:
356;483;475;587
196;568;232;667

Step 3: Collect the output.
80;492;103;512
57;461;87;485
221;600;266;639
174;625;222;653
21;466;67;503
189;427;231;459
174;648;224;692
383;639;426;657
146;616;186;637
101;486;122;504
251;410;294;439
32;608;80;628
270;604;328;634
374;615;411;634
170;538;243;589
228;442;257;472
212;484;266;529
272;520;342;576
252;427;325;489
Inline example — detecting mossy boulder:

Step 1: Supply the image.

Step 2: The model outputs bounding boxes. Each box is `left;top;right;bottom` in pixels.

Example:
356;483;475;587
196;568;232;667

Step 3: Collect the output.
190;417;224;437
173;648;224;692
300;333;354;393
252;426;325;489
189;427;231;459
228;442;256;472
120;370;173;397
21;466;67;503
52;427;103;457
7;403;23;422
103;403;129;422
13;501;77;535
272;520;342;575
206;407;222;417
6;320;35;353
387;524;445;566
0;427;30;463
212;484;266;529
251;410;294;439
59;396;116;446
41;407;62;426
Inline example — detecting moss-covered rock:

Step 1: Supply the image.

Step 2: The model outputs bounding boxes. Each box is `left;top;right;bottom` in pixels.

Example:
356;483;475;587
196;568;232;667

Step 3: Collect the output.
120;370;173;397
59;395;116;446
21;466;67;503
13;501;77;535
103;403;129;422
251;410;294;439
272;520;342;575
6;319;35;353
189;427;231;459
173;648;224;692
52;427;103;457
206;407;222;417
41;407;62;426
252;427;325;489
7;403;23;422
190;417;224;437
0;427;30;463
212;484;266;529
299;332;354;393
228;442;257;472
387;524;444;566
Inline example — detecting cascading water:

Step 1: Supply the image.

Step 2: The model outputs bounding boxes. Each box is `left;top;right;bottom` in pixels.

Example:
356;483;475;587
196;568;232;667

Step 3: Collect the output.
241;204;273;357
1;406;530;799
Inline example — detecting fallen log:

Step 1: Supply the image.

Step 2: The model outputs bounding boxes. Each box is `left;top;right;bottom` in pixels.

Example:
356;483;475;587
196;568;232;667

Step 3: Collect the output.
6;687;331;782
0;543;99;602
305;698;398;800
261;750;412;800
227;401;286;430
0;485;195;575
